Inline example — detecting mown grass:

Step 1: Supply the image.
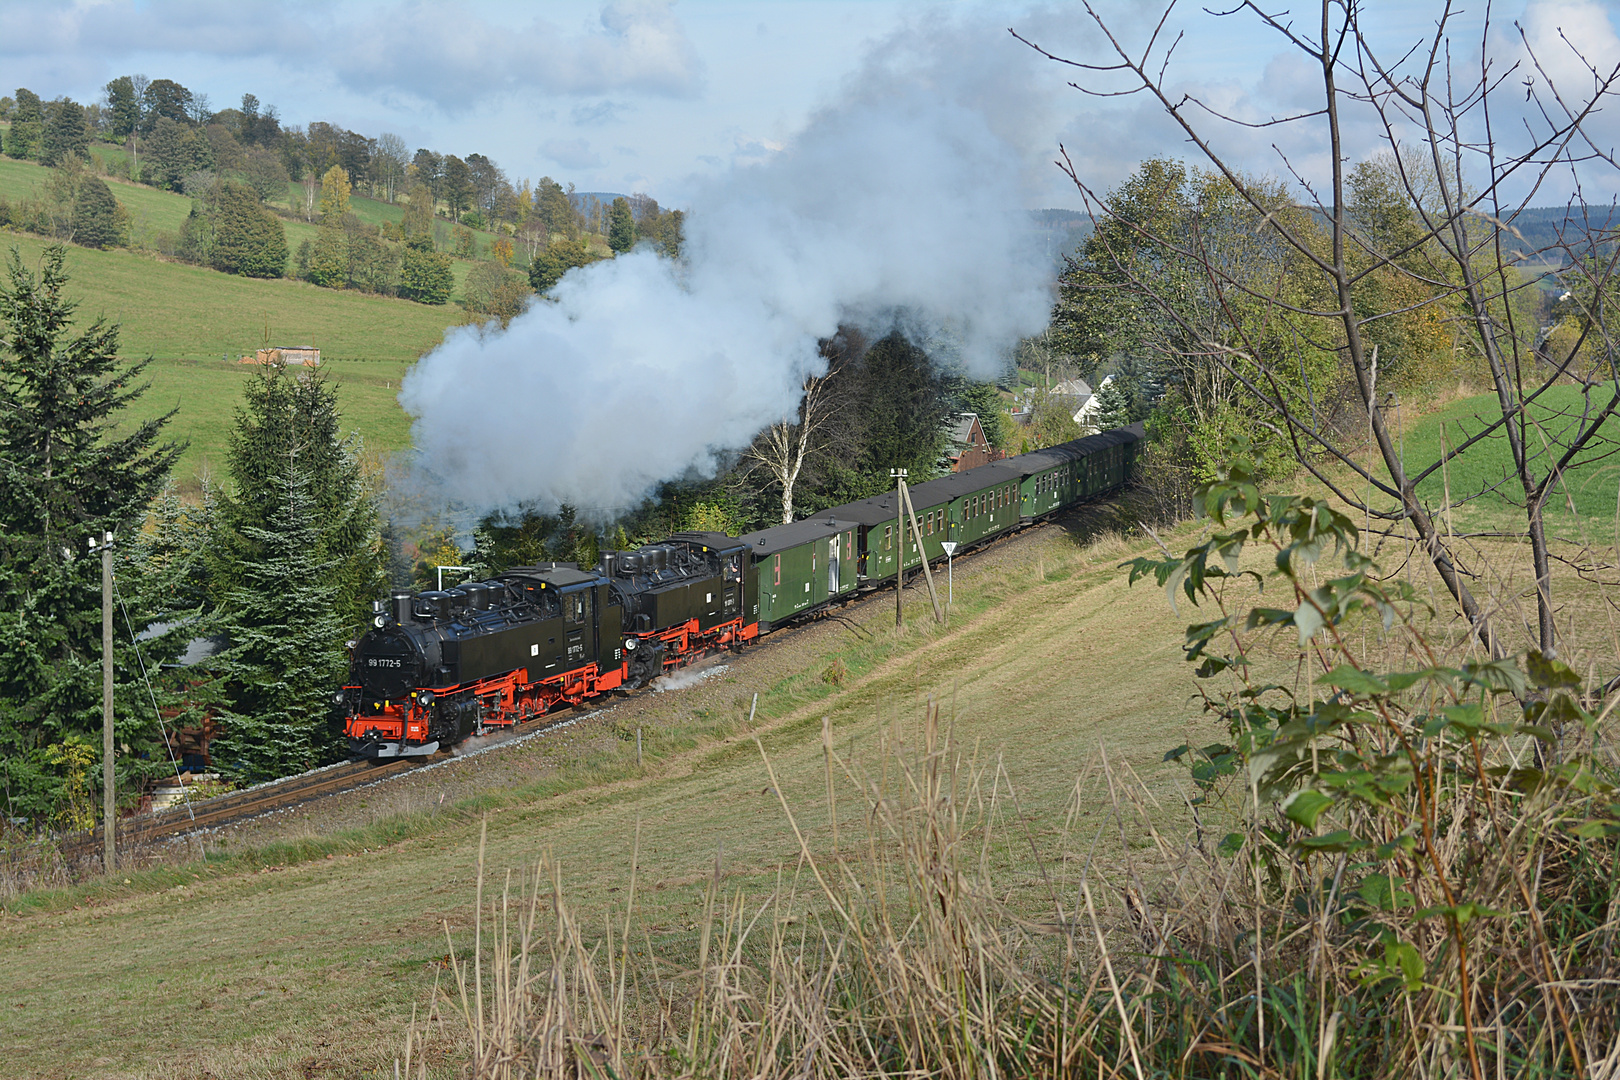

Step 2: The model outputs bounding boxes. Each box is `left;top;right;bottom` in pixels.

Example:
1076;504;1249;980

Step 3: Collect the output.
0;230;462;483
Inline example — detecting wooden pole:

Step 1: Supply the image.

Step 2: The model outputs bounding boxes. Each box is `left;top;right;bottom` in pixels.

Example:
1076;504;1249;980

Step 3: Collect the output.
900;483;943;624
890;469;906;627
99;531;115;874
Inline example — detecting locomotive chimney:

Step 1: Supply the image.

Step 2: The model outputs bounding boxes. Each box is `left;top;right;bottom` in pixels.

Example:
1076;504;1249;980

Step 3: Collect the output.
391;591;414;624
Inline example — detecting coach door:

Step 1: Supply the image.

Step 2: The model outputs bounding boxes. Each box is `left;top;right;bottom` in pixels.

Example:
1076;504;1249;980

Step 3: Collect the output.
827;538;839;596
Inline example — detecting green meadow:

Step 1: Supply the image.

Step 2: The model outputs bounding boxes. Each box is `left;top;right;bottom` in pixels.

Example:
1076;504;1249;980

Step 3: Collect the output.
1346;383;1620;533
0;230;463;485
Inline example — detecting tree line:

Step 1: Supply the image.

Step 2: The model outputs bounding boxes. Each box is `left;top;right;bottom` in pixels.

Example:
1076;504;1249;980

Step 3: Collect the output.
0;78;685;316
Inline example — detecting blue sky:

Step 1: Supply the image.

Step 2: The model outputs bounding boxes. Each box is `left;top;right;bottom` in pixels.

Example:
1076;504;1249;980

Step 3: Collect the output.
2;0;1616;207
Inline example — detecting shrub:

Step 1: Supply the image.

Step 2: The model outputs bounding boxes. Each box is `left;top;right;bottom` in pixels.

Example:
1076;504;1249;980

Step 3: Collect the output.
398;238;453;304
211;179;287;278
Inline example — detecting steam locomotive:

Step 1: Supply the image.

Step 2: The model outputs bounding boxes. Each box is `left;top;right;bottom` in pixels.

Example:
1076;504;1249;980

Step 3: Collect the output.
339;423;1143;759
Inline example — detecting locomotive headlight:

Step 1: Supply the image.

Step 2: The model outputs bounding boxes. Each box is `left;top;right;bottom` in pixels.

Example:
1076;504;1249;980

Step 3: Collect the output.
624;637;637;650
419;691;434;706
374;614;387;628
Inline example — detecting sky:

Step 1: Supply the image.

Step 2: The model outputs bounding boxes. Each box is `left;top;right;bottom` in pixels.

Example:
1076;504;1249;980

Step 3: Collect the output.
2;0;1617;210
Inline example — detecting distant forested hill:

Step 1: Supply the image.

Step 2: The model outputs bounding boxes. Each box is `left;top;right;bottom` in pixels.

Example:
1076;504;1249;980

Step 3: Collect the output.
1031;208;1094;268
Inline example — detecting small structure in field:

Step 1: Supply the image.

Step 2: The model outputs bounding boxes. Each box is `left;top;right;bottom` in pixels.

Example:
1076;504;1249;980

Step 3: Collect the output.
240;345;320;367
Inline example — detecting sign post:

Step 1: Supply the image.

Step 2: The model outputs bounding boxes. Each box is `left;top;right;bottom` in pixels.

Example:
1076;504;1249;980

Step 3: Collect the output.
940;540;958;609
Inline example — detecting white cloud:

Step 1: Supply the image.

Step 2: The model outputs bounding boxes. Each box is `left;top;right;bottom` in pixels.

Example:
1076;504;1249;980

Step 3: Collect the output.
0;0;703;111
542;137;605;169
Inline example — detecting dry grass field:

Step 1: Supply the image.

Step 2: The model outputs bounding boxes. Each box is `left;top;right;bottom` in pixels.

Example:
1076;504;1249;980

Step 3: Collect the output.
0;506;1195;1078
3;472;1614;1078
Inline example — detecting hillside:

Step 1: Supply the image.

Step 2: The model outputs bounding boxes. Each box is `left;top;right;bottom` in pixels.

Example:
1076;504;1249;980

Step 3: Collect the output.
0;230;459;486
0;150;503;292
2;481;1613;1077
0;504;1199;1076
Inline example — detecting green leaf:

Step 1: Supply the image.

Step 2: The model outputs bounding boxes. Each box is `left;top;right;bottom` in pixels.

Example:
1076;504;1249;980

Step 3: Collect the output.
1358;873;1414;911
1282;788;1333;830
1571;820;1620;839
1293;597;1324;645
1418;902;1505;928
1246;607;1295;630
1440;703;1487;731
1317;665;1387;695
1217;832;1246;857
1526;649;1581;690
1163;743;1191;763
1297;830;1364;852
1387;939;1425;991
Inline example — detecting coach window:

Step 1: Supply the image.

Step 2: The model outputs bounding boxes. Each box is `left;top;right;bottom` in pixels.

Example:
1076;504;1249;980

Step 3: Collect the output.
773;553;781;586
884;524;893;551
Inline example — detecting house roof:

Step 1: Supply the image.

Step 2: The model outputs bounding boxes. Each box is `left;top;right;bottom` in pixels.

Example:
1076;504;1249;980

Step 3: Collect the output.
947;412;981;444
1051;378;1093;398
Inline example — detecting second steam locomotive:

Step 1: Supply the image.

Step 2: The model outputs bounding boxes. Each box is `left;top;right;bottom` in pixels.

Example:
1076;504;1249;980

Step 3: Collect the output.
340;424;1143;759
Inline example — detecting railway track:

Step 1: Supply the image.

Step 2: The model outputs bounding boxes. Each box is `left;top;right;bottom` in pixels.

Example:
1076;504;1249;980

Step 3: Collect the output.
69;755;442;855
55;504;1092;864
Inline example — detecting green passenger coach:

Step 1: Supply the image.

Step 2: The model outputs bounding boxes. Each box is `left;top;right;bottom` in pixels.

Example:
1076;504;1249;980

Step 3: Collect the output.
739;517;858;630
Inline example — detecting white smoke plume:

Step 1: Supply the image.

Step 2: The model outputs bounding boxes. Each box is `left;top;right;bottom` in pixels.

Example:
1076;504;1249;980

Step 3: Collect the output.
399;13;1058;518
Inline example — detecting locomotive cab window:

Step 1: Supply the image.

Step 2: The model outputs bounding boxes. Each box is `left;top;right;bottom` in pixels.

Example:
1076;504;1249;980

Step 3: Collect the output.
564;593;586;625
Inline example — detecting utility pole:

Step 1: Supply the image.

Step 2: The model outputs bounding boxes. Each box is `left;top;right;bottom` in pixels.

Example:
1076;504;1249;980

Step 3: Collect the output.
890;469;906;627
92;531;114;874
899;484;943;624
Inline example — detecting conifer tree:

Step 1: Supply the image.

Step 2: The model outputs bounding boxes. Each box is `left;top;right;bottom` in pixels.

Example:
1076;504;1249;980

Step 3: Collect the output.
212;363;383;638
71;175;121;249
607;196;636;253
0;245;182;820
211;179;287;277
212;470;346;780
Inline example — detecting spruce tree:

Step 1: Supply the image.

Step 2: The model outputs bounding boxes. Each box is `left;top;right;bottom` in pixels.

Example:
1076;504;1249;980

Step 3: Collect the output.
72;175;120;249
0;245;182;821
213;364;383;638
211;179;287;278
855;332;948;482
212;470;346;780
607;196;636;253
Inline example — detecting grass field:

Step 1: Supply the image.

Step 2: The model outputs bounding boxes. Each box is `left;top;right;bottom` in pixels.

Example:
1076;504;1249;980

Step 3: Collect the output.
0;511;1199;1077
0;230;461;484
2;487;1613;1077
1331;382;1620;538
